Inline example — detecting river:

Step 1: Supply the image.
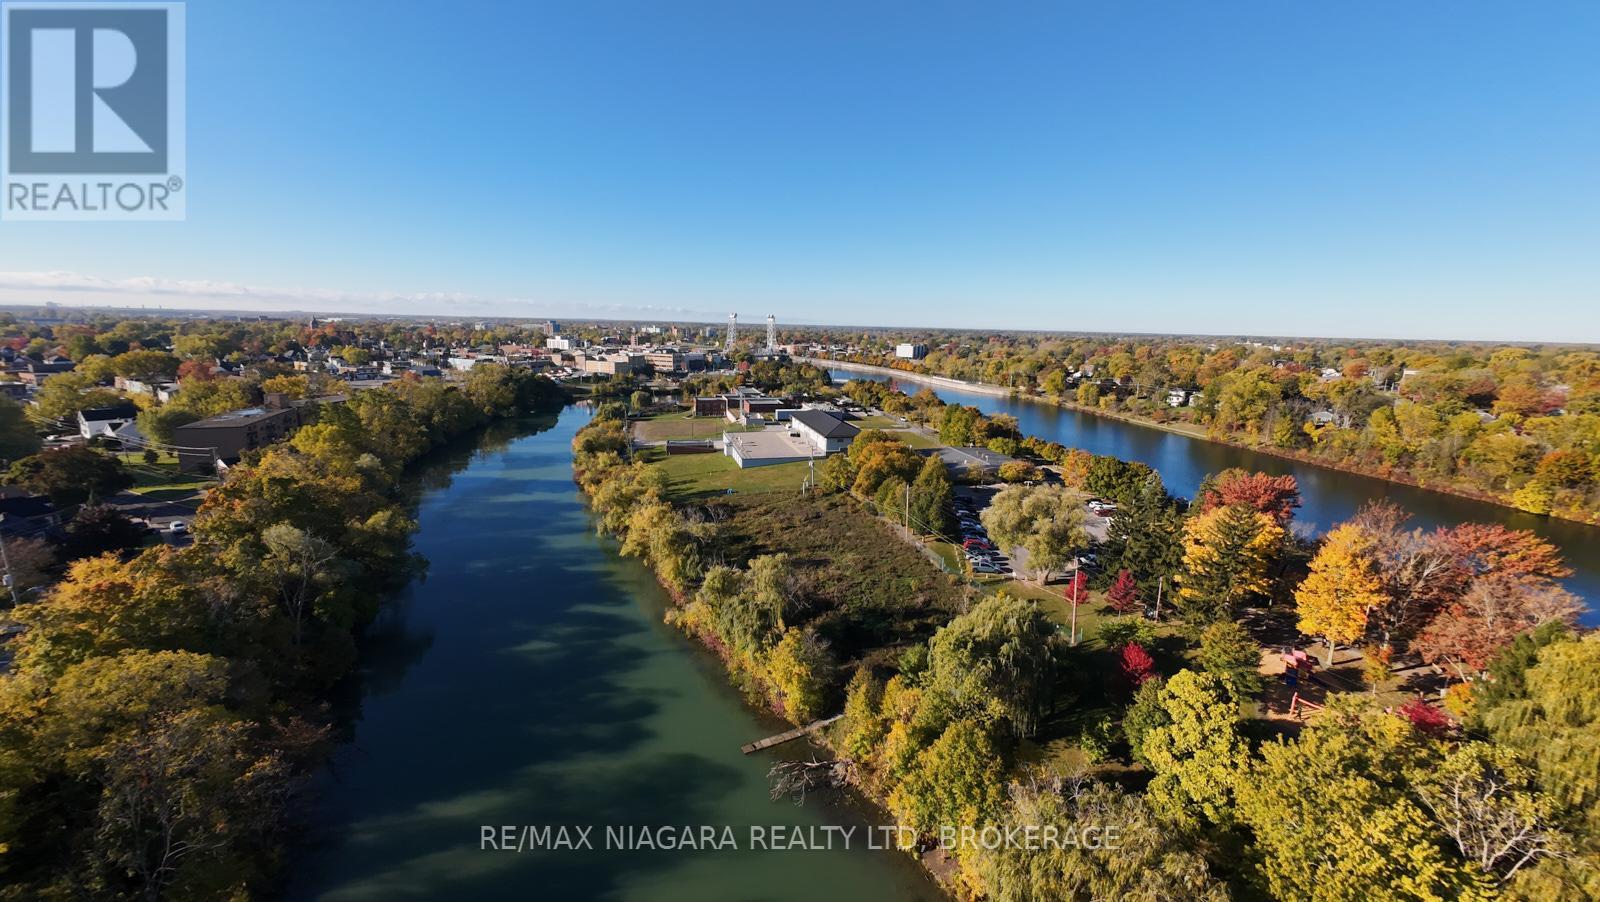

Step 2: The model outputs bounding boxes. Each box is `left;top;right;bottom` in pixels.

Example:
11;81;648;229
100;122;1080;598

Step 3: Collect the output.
830;367;1600;624
288;408;941;901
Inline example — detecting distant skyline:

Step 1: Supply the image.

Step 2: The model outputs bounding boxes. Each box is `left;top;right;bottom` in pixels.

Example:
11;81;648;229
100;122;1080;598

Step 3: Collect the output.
2;1;1598;342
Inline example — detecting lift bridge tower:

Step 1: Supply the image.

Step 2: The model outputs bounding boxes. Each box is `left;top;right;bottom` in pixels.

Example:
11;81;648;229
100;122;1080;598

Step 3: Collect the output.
725;313;737;351
766;314;776;351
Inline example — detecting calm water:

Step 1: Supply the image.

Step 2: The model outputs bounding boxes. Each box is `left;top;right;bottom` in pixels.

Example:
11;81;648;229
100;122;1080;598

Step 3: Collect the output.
289;407;940;901
834;368;1600;623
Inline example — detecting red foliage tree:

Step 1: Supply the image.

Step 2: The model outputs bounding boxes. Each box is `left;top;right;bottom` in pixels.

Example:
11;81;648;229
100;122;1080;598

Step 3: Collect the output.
1119;642;1155;687
1196;469;1302;525
1414;574;1583;678
1444;523;1571;583
1106;569;1141;614
1396;697;1453;738
1063;570;1089;604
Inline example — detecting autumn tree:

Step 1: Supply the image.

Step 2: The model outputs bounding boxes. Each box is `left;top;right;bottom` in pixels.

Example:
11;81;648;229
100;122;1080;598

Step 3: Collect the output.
1295;524;1386;666
1176;504;1284;623
1105;568;1141;614
1235;699;1496;901
1195;468;1302;525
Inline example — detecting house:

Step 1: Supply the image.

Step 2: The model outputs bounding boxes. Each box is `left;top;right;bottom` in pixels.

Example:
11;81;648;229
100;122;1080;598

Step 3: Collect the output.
77;403;140;440
15;359;75;385
171;404;304;474
789;409;860;455
895;343;928;360
1166;389;1190;407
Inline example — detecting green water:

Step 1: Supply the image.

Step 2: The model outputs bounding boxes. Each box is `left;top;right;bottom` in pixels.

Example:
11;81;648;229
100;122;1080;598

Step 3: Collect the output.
289;408;941;901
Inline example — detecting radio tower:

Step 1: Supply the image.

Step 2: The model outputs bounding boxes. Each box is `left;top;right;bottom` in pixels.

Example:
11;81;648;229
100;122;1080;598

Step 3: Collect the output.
766;314;776;351
725;313;737;351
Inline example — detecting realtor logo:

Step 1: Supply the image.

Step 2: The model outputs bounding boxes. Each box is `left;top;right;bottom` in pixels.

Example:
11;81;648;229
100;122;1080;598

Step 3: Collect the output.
1;2;185;219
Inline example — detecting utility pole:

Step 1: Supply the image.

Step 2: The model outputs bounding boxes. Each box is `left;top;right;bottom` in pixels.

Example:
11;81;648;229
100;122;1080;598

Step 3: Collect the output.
1153;576;1164;622
1068;569;1081;646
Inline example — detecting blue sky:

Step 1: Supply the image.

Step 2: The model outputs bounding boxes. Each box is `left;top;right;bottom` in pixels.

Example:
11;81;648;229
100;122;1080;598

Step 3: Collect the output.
1;0;1598;341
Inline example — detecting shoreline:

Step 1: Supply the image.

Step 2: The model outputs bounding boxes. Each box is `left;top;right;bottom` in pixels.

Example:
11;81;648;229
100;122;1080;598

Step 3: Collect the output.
807;357;1594;527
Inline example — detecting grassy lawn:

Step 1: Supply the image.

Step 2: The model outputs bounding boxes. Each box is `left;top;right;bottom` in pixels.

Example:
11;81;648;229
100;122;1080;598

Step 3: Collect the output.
850;414;904;429
112;450;215;497
645;447;814;500
631;411;762;442
887;428;942;449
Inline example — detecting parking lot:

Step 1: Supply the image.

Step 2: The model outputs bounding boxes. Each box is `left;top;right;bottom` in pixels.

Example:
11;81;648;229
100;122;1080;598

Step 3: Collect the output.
946;485;1117;581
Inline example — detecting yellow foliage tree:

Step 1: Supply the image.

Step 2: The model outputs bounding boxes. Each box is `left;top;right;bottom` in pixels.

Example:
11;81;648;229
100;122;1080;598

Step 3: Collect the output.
1295;524;1386;666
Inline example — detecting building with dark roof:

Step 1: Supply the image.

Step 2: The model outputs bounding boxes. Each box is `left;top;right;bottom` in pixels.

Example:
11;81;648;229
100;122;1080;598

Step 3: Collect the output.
789;409;860;454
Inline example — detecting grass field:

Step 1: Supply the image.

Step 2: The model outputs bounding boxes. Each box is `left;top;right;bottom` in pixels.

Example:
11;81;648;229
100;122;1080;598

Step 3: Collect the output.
714;493;968;654
644;447;813;500
113;450;216;499
886;428;941;449
630;411;767;442
849;414;904;429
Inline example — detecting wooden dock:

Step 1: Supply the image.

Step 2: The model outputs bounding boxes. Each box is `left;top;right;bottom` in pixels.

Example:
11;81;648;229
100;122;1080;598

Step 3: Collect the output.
740;714;843;754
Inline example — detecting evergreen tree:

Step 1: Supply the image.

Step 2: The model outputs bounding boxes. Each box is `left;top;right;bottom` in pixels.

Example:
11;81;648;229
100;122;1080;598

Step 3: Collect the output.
1102;474;1183;599
1176;503;1284;623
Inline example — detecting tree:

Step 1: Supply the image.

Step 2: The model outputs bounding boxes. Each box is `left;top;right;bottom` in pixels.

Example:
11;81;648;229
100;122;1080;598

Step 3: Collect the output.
1415;575;1582;679
136;405;202;445
260;523;342;650
1195;468;1302;525
5;445;133;506
1176;504;1284;623
61;505;149;561
1196;620;1264;698
972;776;1227;901
907;455;954;536
1102;473;1183;598
1481;635;1600;833
1141;669;1246;829
924;593;1064;737
94;708;288;900
1119;642;1156;687
1106;568;1141;614
0;396;42;462
995;460;1037;483
1296;524;1386;666
109;350;180;383
887;718;1005;834
767;628;834;722
1413;742;1567;885
980;485;1089;584
32;374;123;423
1235;699;1495;901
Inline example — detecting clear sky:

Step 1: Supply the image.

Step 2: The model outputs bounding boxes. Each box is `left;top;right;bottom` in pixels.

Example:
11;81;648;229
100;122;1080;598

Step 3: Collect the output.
1;1;1597;341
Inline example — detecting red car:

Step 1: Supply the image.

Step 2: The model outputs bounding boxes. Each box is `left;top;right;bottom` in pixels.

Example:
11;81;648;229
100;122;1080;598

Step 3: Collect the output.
962;537;993;551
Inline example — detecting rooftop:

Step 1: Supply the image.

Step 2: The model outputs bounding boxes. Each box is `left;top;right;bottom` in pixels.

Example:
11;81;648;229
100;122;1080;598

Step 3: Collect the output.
178;406;298;429
790;409;860;440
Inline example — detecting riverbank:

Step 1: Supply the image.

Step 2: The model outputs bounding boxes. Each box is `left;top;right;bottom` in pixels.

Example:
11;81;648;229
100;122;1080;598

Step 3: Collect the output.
811;357;1593;526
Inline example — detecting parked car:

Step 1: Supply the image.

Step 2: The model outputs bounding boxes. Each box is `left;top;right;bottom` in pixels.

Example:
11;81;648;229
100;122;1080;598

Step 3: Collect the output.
168;520;188;534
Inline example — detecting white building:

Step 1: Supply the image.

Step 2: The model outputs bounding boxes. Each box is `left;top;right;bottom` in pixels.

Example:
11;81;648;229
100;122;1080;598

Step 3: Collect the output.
790;409;860;455
895;343;928;360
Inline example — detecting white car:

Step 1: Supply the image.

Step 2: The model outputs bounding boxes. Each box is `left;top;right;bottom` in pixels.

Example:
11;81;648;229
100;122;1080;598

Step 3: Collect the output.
167;520;188;534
